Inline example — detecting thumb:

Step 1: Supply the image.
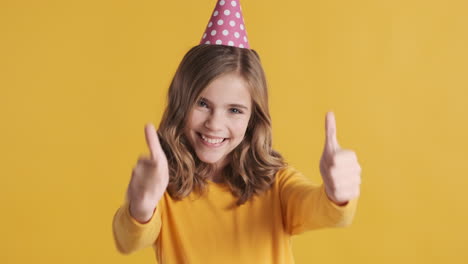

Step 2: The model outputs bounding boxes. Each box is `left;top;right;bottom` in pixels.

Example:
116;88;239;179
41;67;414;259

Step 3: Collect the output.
145;123;165;161
324;111;340;153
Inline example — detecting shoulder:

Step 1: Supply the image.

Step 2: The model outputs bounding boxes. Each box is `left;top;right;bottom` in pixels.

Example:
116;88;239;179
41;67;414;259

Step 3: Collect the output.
275;165;302;180
273;165;307;187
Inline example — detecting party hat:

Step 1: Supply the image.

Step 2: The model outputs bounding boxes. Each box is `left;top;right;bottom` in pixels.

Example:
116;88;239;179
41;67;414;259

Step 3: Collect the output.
199;0;250;49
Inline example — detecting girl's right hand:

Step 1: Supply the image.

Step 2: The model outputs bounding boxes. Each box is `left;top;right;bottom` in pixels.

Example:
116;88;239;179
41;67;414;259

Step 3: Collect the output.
126;123;169;223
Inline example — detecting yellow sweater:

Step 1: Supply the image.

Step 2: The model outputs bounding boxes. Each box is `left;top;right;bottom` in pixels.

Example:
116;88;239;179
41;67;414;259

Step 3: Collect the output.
112;166;359;263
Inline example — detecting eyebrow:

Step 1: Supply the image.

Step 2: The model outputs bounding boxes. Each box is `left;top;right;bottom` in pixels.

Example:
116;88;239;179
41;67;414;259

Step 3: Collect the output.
200;97;249;110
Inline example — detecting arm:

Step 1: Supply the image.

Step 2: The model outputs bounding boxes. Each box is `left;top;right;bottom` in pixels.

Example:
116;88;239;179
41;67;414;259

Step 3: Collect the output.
112;198;162;254
278;167;359;235
112;123;168;254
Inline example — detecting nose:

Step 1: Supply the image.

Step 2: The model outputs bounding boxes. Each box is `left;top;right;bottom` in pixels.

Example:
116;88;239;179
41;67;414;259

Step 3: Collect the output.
204;111;224;131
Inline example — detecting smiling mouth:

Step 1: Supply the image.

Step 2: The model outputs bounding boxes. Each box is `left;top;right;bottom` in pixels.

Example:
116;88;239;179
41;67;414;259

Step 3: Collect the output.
197;132;227;145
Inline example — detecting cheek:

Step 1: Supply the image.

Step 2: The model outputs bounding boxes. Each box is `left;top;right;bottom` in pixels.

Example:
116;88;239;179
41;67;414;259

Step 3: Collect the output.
232;117;250;138
184;111;200;140
188;110;206;128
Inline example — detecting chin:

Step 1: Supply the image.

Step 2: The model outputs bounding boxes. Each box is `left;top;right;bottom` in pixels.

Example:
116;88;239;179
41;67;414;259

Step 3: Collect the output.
197;153;225;164
194;147;231;166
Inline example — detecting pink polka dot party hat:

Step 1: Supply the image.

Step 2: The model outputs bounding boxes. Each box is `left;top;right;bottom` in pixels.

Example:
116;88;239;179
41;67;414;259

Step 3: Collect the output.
200;0;250;49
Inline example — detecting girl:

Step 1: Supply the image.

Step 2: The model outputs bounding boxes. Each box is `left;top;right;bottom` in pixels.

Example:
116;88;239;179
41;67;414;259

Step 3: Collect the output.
113;1;361;263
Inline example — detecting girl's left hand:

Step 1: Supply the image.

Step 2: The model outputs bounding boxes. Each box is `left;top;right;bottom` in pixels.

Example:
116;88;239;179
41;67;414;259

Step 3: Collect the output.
319;112;362;206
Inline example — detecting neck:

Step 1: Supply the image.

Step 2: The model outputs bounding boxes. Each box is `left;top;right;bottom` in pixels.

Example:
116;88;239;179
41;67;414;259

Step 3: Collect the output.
206;159;228;183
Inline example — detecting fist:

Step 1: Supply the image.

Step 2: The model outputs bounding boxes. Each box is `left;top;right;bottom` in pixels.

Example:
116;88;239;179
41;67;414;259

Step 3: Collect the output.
319;112;361;206
127;123;169;222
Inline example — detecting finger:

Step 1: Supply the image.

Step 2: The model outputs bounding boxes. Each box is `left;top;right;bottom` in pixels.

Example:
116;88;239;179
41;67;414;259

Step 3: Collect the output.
325;111;340;152
138;154;151;161
333;150;358;166
329;166;362;179
145;123;164;160
137;157;157;167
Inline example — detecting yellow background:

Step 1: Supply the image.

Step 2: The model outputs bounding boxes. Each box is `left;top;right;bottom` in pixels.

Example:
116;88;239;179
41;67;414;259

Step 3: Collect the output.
1;0;467;263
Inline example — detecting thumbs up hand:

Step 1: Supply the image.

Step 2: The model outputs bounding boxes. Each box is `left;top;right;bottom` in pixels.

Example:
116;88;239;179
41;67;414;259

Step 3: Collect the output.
319;112;361;206
127;123;169;223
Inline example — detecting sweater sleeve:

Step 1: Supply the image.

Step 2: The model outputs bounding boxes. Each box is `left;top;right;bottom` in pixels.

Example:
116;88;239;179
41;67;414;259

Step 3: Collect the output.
278;167;359;235
112;198;162;254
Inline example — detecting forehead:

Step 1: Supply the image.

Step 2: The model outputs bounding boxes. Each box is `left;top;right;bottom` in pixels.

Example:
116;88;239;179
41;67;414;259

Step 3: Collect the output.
200;73;251;105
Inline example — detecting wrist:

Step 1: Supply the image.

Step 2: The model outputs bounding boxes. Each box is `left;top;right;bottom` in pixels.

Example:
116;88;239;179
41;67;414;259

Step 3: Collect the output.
323;185;349;206
129;202;155;224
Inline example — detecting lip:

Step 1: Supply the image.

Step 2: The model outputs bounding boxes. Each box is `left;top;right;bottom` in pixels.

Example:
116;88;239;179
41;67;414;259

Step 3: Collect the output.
197;132;228;148
199;132;226;140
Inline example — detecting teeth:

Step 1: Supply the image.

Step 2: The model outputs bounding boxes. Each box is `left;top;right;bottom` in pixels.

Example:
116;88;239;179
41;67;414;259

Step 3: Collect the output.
201;134;224;144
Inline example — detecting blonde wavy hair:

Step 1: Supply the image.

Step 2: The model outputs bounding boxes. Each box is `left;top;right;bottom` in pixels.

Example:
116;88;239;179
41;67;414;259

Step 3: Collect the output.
158;44;286;205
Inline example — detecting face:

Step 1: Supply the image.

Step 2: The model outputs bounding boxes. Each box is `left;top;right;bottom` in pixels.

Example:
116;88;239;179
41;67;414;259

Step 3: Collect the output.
185;72;252;168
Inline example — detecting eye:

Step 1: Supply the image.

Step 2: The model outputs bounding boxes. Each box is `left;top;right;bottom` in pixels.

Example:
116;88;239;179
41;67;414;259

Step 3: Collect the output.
198;99;208;108
230;108;243;114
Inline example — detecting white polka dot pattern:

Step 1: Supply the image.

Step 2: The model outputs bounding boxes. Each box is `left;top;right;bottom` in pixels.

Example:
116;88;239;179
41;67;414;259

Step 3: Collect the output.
199;0;250;49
